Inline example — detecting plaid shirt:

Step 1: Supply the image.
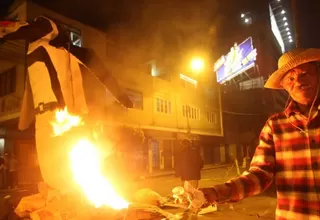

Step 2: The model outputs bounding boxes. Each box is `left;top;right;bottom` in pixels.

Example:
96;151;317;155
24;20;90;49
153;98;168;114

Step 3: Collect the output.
213;100;320;219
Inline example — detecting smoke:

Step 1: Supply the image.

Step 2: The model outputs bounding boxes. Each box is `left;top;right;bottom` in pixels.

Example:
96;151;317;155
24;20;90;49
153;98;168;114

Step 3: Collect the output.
105;0;223;75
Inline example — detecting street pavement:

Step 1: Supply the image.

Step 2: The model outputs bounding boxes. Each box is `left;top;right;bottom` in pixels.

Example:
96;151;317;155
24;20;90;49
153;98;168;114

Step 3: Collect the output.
0;165;277;219
130;165;277;219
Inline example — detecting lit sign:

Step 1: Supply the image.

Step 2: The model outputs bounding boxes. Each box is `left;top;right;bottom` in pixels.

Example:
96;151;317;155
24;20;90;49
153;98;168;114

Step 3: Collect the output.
214;37;257;84
269;4;285;53
179;73;197;86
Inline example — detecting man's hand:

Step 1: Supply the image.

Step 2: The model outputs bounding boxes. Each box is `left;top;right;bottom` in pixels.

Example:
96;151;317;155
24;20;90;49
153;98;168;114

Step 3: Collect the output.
199;187;218;205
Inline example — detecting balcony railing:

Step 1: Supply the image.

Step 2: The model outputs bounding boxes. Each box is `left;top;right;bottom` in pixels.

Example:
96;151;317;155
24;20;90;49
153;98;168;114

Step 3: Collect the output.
0;94;21;121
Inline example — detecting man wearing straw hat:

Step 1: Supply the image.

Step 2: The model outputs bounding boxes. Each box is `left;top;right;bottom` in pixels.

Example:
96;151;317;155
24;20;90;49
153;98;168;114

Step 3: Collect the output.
199;48;320;219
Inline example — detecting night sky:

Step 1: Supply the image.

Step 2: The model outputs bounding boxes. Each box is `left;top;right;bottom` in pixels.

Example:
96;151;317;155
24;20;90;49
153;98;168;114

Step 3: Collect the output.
296;0;320;48
0;0;320;48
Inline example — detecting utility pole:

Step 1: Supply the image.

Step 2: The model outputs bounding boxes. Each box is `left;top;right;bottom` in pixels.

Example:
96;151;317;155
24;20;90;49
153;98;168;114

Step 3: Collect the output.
291;0;300;48
186;105;191;135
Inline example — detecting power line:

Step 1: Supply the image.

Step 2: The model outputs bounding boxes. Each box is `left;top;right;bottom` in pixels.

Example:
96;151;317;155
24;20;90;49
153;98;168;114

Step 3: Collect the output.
207;105;272;116
222;109;268;116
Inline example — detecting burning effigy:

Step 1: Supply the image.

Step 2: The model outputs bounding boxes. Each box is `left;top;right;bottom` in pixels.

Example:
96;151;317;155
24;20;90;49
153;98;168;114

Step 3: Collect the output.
1;17;215;219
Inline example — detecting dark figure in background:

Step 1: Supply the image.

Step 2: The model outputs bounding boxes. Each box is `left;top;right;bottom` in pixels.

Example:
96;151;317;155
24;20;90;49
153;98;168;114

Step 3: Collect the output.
9;154;19;189
176;140;204;189
3;153;9;189
0;155;4;189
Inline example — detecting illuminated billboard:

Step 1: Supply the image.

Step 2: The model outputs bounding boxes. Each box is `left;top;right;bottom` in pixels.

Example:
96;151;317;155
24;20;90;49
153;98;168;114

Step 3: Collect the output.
214;37;257;84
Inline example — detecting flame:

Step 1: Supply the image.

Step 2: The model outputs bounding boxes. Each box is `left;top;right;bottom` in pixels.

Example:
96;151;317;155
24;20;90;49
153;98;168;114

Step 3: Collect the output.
51;107;83;136
70;139;129;209
51;107;129;209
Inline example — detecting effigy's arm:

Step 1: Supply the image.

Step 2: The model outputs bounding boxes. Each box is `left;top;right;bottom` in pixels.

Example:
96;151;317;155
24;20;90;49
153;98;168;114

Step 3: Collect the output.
1;17;132;109
18;75;35;130
69;45;133;108
0;17;52;41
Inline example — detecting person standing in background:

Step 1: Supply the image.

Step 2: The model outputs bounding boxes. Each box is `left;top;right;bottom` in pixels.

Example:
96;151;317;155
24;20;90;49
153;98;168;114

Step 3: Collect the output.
9;153;19;189
177;139;204;189
3;153;9;189
0;155;4;189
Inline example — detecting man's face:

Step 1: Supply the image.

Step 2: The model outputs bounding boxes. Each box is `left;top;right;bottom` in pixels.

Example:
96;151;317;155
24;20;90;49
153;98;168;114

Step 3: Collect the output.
281;63;319;105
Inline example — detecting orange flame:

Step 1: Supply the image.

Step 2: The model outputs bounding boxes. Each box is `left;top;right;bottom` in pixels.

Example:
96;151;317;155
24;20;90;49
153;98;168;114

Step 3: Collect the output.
51;107;83;136
51;107;129;209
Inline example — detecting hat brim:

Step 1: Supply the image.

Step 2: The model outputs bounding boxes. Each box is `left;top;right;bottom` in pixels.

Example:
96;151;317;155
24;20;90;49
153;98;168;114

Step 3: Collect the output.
264;48;320;89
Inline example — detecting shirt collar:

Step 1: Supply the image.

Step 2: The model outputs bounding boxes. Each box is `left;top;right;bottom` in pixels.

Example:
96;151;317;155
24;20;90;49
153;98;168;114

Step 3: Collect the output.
284;99;320;117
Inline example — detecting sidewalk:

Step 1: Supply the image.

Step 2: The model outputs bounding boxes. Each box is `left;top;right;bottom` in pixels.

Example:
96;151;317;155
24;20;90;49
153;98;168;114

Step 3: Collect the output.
142;163;232;179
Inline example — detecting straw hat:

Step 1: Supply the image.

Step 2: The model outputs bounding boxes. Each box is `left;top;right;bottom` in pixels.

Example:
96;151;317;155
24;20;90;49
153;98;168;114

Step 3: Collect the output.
264;48;320;89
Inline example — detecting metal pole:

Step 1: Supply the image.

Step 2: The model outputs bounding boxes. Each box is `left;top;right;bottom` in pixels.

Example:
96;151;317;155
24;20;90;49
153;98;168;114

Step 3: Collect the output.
291;0;300;48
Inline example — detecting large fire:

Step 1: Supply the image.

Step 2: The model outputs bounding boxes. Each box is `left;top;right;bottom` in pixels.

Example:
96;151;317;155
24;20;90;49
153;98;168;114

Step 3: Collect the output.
51;107;129;210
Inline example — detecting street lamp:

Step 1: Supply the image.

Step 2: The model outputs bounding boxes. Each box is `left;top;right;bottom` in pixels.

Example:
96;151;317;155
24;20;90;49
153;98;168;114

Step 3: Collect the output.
191;58;204;72
240;12;252;25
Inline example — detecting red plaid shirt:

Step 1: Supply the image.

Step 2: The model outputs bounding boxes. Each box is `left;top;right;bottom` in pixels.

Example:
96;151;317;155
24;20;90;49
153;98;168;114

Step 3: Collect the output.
213;100;320;219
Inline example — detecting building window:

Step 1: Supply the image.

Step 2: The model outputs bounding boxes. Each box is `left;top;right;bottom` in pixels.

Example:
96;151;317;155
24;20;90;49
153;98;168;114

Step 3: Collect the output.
0;67;16;97
207;111;218;124
183;105;200;120
239;76;264;91
44;15;83;47
156;98;171;114
61;24;82;47
70;31;82;47
0;138;4;156
126;89;143;110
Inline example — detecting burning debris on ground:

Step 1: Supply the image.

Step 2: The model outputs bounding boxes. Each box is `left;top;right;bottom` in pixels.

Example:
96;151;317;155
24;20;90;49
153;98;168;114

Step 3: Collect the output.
7;107;215;220
10;182;216;220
